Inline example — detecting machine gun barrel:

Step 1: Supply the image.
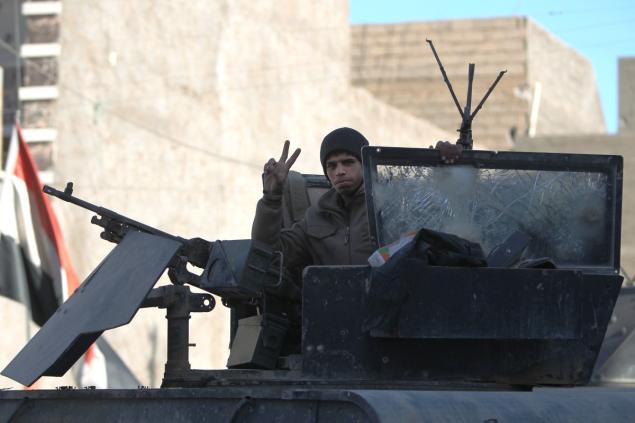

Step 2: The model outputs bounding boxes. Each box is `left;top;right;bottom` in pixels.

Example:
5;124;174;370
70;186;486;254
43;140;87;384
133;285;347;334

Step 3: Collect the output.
43;182;212;284
43;182;186;244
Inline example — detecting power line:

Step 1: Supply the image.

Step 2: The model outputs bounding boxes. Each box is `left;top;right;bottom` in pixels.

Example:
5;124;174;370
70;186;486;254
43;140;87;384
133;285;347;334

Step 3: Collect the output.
537;4;635;16
578;38;635;49
553;17;635;33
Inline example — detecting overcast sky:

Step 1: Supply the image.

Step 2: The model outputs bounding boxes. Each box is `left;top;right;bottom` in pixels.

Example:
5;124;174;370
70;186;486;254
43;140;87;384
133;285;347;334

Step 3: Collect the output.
350;0;635;133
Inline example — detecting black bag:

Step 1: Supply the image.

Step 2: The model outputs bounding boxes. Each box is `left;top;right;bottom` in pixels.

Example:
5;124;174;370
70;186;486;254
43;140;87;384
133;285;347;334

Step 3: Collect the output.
362;228;487;334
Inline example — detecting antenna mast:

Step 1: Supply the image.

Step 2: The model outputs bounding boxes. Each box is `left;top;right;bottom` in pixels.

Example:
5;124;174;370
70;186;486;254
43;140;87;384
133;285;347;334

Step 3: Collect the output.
426;40;506;150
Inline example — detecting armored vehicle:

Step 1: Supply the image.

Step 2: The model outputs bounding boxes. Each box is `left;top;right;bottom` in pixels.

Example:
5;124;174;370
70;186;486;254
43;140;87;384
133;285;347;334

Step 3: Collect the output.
2;43;634;421
1;144;634;422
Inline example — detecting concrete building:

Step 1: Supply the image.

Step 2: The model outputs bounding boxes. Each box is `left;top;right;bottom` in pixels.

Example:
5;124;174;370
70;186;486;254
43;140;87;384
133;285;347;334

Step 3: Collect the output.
351;17;606;149
0;0;60;182
0;1;72;390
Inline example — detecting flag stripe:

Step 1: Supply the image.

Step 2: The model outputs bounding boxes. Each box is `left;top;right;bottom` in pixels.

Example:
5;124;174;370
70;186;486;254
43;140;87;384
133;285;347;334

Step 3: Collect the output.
2;122;139;389
0;175;59;326
12;124;80;295
2;122;99;387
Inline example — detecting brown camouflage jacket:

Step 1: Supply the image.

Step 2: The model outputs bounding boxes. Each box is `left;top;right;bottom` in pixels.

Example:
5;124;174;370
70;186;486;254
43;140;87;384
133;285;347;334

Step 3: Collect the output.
251;184;373;268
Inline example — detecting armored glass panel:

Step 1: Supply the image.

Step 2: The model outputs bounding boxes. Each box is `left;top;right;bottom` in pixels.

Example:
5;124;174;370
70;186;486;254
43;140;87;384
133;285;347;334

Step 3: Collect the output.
363;148;622;271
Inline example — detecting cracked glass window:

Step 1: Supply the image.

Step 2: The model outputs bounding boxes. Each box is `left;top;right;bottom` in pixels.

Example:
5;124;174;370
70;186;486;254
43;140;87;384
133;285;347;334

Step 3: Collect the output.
371;165;611;268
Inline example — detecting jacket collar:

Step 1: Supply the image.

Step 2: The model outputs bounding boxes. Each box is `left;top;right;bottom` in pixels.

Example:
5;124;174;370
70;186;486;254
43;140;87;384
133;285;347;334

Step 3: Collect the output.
317;182;366;215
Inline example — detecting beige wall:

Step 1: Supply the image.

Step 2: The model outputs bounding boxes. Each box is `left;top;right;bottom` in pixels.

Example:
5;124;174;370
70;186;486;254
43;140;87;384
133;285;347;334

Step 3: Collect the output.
32;0;448;387
351;17;606;149
352;17;528;149
619;58;635;133
526;20;605;136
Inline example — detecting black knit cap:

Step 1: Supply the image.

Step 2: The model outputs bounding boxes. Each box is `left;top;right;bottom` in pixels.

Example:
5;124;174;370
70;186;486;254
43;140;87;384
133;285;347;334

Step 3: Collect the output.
320;127;369;174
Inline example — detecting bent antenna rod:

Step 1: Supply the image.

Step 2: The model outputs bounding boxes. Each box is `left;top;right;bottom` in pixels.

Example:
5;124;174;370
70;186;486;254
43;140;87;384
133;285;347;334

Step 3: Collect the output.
426;39;506;150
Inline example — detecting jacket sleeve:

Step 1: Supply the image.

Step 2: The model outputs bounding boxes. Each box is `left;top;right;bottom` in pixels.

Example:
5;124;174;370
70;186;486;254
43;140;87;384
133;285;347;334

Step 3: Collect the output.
251;192;312;269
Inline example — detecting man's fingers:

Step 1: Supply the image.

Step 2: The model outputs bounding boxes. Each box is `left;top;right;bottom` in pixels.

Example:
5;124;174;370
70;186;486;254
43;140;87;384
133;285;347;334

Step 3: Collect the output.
433;140;463;164
263;158;276;172
285;148;301;170
279;140;290;163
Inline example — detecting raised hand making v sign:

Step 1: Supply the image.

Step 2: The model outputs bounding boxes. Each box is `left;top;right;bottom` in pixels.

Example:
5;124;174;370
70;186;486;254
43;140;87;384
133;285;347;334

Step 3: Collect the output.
262;140;302;195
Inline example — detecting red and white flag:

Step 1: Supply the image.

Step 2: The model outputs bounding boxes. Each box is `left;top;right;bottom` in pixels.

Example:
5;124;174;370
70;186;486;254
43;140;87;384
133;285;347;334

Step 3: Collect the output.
0;122;115;388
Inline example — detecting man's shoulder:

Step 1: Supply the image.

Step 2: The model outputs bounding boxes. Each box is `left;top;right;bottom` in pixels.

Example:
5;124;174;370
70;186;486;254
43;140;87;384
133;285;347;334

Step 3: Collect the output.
301;188;335;220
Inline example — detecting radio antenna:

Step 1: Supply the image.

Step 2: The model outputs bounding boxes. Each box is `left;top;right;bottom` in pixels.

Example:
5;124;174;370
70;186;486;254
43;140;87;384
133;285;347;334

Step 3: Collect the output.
426;39;506;150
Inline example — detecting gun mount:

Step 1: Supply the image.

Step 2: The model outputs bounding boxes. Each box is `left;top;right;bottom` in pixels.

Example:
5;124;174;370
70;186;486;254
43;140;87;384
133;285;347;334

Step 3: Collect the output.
3;184;302;386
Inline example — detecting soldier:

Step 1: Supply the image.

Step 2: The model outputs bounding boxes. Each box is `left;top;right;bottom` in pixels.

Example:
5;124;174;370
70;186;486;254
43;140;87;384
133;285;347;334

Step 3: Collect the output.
252;127;372;268
251;127;461;269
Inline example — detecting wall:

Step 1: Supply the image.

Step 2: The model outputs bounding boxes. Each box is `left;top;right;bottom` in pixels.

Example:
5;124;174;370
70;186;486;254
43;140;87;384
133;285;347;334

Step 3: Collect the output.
526;20;605;136
619;58;635;133
19;2;61;176
0;0;20;149
352;17;528;149
352;17;607;149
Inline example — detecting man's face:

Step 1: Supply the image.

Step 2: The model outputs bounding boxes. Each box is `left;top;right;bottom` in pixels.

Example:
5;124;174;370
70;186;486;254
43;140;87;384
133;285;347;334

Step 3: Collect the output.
325;151;363;195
